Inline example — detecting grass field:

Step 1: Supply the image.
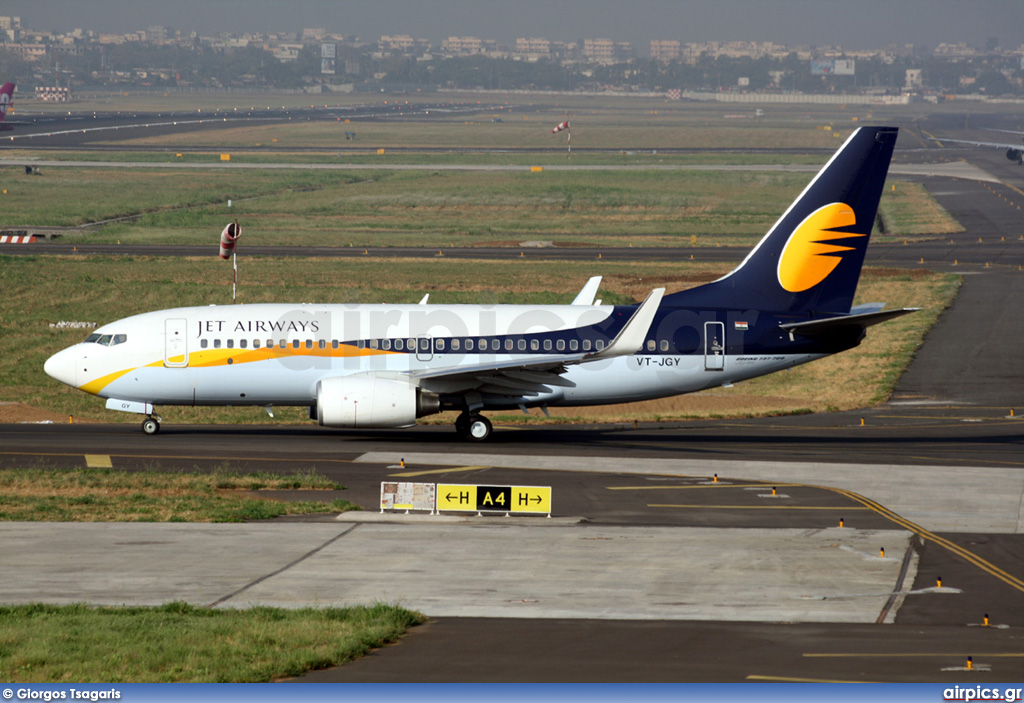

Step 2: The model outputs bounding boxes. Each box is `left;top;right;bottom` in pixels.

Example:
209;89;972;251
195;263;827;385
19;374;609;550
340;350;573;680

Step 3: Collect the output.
0;164;958;249
0;602;425;682
0;468;358;521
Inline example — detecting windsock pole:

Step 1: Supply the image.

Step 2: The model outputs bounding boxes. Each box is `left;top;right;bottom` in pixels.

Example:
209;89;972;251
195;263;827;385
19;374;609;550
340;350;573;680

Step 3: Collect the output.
232;248;238;304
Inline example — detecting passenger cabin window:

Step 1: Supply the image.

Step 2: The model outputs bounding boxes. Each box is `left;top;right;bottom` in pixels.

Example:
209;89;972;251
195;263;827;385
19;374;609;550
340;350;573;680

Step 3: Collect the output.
543;339;552;351
436;339;445;351
395;339;404;351
647;340;656;352
369;339;379;350
214;339;222;349
382;339;391;350
240;339;248;349
517;339;526;351
201;339;209;349
569;340;578;351
557;340;566;351
660;340;669;352
451;339;461;351
254;339;261;349
582;340;591;351
491;339;500;351
465;339;474;351
504;339;514;351
531;340;539;351
292;340;300;349
332;340;339;349
227;339;234;348
318;340;326;350
596;340;606;351
305;340;313;349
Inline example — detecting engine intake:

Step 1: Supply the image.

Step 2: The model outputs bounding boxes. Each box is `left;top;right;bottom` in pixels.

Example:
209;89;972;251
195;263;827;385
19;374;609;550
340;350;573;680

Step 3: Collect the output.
316;375;438;428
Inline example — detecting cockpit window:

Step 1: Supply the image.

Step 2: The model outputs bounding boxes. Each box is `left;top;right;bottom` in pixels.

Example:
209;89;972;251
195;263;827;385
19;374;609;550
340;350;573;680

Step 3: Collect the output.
85;333;127;347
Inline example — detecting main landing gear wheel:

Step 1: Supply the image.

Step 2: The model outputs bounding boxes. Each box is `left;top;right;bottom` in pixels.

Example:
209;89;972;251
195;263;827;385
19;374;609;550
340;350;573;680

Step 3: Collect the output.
466;414;492;442
141;417;160;435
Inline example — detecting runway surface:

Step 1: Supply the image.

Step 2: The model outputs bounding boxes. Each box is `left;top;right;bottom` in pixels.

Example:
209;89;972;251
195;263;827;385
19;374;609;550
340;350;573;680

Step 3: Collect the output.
2;113;1024;682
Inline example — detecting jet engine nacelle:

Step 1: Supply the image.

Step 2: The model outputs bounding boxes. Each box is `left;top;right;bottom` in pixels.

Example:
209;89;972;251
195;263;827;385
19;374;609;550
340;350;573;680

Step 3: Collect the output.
316;375;439;428
1006;148;1023;164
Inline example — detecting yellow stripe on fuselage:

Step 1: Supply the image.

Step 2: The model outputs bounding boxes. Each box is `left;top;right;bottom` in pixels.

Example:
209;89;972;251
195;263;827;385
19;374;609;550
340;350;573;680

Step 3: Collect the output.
78;345;393;395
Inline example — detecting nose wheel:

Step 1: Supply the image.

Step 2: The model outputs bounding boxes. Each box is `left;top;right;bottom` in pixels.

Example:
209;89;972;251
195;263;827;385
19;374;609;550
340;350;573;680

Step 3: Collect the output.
455;412;492;442
141;417;161;435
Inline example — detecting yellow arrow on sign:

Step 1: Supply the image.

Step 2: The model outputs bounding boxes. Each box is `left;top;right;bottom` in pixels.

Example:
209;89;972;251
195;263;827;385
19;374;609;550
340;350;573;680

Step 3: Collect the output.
511;486;552;514
436;484;476;511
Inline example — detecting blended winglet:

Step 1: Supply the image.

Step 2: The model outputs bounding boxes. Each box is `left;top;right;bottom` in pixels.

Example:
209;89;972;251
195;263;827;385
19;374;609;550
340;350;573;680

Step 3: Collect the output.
587;288;665;360
571;276;603;305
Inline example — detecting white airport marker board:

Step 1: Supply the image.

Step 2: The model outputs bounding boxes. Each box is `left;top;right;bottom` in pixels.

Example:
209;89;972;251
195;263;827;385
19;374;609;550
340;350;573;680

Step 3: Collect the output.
380;482;437;513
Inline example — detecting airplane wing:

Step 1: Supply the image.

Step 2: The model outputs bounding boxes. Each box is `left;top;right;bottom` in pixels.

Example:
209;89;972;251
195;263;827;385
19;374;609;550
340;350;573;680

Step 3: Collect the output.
982;128;1024;138
412;288;665;397
929;136;1022;149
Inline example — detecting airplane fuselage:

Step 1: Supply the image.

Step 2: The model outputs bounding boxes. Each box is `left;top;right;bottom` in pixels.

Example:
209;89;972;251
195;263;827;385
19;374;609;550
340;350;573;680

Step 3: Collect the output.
45;302;825;411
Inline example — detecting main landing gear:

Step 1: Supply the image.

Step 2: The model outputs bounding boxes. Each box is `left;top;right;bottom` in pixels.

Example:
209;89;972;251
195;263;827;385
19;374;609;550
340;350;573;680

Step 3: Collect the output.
455;412;492;442
141;416;161;435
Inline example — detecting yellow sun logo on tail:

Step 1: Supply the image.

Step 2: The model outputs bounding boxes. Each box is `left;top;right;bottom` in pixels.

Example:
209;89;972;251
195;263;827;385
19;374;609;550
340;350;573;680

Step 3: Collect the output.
777;203;864;293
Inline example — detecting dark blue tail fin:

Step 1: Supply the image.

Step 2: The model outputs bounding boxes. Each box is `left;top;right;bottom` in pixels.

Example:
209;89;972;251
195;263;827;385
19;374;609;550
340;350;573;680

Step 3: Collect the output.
664;126;898;315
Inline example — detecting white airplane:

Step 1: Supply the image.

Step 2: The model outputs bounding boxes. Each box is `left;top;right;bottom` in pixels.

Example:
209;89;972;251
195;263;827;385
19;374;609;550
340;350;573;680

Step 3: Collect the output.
928;128;1024;164
45;126;914;441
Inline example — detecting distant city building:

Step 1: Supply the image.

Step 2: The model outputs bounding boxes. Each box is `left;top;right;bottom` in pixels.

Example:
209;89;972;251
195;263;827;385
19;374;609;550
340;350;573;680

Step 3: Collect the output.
650;40;681;62
380;34;416;52
583;38;633;64
515;37;552;61
271;43;303;62
442;36;488;55
146;25;170;43
934;42;979;59
0;15;20;41
5;42;46;60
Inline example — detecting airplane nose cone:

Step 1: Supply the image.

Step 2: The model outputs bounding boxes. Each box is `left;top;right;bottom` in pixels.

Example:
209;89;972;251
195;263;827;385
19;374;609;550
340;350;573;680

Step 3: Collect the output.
44;347;78;388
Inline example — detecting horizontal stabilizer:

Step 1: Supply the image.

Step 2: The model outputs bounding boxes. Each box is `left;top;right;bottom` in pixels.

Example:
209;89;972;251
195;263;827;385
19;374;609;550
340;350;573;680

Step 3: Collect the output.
780;307;919;338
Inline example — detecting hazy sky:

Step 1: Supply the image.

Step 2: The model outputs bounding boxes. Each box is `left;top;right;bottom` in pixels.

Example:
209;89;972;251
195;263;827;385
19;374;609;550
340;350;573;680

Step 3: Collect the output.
7;0;1024;52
